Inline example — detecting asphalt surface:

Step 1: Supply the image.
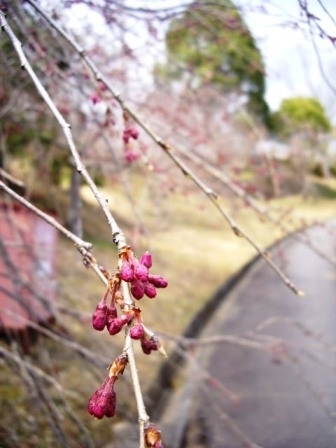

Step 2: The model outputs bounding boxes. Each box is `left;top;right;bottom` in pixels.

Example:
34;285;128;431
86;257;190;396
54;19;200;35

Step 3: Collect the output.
159;221;336;448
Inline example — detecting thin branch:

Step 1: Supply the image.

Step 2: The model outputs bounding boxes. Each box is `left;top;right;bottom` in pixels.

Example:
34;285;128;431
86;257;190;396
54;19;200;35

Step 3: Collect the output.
0;168;25;188
0;10;127;250
0;13;151;441
0;179;91;250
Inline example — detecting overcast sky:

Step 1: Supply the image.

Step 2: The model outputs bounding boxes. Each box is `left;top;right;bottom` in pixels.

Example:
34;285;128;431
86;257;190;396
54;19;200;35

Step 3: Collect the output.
237;0;336;120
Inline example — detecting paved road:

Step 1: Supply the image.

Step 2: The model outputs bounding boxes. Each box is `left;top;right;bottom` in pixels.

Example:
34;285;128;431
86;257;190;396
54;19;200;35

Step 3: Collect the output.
159;221;336;448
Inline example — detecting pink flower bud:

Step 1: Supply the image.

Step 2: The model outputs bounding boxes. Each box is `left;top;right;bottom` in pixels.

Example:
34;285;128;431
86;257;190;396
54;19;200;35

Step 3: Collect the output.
123;127;139;143
144;282;157;299
92;300;107;331
92;309;107;331
140;336;159;355
129;128;139;140
140;251;152;269
147;274;168;288
134;262;148;281
88;377;116;419
140;338;152;354
120;313;131;325
130;323;144;340
120;261;134;282
122;129;132;144
131;279;145;300
89;92;101;105
124;149;140;163
108;317;125;335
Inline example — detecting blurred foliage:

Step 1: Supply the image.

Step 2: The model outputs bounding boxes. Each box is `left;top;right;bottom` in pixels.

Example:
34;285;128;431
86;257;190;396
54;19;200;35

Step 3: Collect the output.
0;1;73;186
271;96;332;139
157;0;271;128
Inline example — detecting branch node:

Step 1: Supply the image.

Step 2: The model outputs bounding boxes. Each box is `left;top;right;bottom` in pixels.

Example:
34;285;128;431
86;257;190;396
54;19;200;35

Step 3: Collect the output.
232;226;243;237
158;140;170;151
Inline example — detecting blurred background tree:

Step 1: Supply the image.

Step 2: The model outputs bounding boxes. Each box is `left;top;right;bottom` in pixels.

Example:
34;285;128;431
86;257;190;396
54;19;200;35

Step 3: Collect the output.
156;0;271;128
272;96;332;139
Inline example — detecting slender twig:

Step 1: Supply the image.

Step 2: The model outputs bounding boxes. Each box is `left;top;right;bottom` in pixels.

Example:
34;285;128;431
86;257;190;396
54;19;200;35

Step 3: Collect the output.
0;167;25;187
0;179;109;284
0;179;91;249
0;10;127;250
161;331;265;351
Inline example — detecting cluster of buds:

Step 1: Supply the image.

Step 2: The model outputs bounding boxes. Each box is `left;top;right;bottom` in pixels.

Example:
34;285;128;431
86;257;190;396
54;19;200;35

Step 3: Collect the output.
89;248;167;440
119;249;168;300
123;125;139;144
92;289;134;336
91;250;167;352
122;113;140;163
89;91;101;105
124;149;140;163
88;354;127;419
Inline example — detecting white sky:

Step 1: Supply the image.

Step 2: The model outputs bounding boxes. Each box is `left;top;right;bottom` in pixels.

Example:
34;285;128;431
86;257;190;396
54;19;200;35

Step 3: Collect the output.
237;0;336;120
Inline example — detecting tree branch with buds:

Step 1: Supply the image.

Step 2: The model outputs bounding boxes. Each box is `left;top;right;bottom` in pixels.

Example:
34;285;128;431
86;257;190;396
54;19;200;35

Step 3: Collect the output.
0;10;166;447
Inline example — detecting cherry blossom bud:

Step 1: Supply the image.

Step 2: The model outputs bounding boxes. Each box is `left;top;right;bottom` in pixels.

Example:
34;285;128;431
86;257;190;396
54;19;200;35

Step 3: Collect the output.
130;323;144;340
129;128;139;140
120;261;134;282
131;279;145;300
147;274;168;288
141;338;153;355
89;92;101;105
133;262;148;281
108;316;126;335
124;149;140;163
122;129;132;144
140;336;159;355
88;377;116;419
123;127;139;143
140;251;152;269
144;282;157;299
92;299;107;331
144;422;163;448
